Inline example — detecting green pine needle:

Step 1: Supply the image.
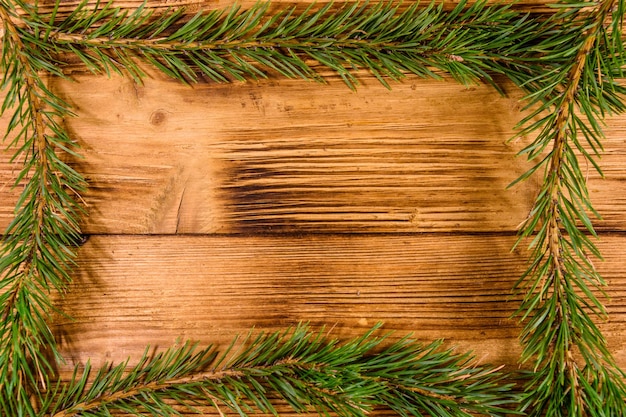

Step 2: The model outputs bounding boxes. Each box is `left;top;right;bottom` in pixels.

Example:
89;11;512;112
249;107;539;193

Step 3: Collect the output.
44;325;519;417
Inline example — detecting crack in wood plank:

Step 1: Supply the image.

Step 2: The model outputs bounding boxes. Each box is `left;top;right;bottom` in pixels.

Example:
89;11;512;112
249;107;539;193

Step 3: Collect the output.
176;184;187;234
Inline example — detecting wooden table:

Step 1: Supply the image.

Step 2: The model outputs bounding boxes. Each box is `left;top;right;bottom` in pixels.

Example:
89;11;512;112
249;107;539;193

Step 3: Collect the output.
1;1;625;413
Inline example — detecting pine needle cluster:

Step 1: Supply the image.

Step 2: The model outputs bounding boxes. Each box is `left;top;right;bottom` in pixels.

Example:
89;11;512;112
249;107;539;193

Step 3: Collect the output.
41;325;517;417
1;0;625;415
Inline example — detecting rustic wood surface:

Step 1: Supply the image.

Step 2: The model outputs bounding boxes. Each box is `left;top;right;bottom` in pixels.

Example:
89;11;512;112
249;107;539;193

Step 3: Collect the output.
4;72;626;234
1;0;626;415
52;235;626;369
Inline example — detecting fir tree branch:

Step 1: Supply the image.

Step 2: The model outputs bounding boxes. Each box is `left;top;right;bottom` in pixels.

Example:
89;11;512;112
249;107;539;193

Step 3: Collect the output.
37;0;560;89
0;0;85;414
45;325;519;417
512;0;626;415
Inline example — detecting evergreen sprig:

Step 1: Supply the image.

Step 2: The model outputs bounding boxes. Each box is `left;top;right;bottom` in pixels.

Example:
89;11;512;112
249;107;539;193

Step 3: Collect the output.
1;0;626;415
42;325;518;417
31;0;569;89
509;0;626;415
0;0;85;413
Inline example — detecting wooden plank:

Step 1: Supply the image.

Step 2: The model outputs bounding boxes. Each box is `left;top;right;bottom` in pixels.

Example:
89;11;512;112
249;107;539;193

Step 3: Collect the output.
52;234;626;372
4;72;626;234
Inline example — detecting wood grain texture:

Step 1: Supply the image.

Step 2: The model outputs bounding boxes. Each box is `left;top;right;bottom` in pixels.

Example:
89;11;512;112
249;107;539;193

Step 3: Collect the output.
52;234;626;373
4;71;626;234
7;72;626;234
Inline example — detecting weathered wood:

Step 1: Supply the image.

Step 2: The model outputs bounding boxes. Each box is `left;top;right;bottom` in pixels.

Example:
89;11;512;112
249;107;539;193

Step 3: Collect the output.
52;234;626;373
4;72;622;234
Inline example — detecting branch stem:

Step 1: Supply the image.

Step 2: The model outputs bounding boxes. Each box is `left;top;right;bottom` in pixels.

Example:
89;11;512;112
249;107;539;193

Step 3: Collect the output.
542;0;612;326
49;31;473;61
51;368;247;417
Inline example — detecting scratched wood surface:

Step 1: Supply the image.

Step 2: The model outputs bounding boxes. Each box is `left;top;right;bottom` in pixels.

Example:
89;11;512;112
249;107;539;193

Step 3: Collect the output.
4;71;626;234
2;0;626;415
52;235;626;368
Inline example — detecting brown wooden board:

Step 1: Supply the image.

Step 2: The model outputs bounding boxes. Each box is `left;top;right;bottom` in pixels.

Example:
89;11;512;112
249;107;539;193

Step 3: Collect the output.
52;235;626;373
5;72;626;234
